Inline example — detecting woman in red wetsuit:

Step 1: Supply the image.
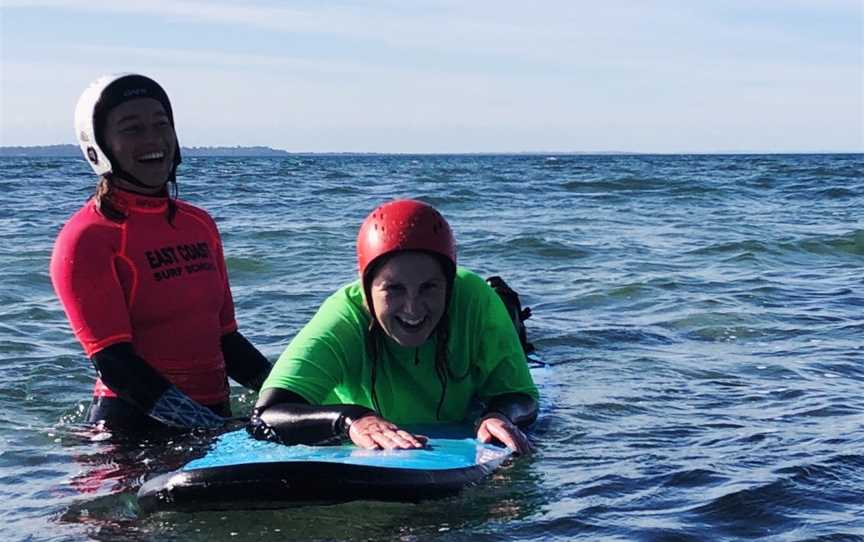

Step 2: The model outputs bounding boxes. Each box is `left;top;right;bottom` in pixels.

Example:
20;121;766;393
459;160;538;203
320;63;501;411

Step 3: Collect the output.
51;73;272;431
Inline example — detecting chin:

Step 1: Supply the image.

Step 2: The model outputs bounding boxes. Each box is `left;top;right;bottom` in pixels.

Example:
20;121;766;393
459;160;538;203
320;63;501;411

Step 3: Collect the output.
138;173;170;186
391;332;430;348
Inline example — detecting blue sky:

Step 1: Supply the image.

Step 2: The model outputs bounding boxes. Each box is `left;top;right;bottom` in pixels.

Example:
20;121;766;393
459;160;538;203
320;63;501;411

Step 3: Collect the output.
1;1;862;153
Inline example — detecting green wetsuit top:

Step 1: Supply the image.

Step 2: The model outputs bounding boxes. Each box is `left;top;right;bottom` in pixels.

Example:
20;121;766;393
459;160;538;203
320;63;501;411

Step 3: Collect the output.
261;268;538;425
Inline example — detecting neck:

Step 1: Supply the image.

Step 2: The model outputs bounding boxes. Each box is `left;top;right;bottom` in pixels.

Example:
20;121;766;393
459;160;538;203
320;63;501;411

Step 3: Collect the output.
110;175;168;195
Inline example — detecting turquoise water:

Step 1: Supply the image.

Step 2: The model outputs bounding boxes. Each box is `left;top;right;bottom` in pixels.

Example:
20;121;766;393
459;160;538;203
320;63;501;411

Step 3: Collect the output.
1;153;862;541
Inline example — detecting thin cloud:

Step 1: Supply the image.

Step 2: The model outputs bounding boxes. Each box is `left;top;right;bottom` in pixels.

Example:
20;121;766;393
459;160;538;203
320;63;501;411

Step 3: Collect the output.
2;0;861;151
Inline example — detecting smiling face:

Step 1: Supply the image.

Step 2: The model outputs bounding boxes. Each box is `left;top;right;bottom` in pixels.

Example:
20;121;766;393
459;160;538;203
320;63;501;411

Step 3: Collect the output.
103;97;177;194
368;251;448;348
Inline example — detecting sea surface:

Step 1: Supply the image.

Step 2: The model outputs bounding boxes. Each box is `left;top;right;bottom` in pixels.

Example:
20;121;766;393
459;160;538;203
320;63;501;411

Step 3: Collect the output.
1;153;862;541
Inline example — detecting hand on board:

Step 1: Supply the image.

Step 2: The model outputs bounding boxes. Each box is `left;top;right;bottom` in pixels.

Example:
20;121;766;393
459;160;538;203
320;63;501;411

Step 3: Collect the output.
348;414;428;450
476;414;534;455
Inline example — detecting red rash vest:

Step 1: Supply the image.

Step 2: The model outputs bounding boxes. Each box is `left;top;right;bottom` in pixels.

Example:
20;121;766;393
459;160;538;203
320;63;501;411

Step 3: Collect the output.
50;189;238;405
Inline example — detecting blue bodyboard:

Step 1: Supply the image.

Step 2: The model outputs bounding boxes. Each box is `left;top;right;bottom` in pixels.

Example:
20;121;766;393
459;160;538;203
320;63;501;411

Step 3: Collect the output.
137;429;513;512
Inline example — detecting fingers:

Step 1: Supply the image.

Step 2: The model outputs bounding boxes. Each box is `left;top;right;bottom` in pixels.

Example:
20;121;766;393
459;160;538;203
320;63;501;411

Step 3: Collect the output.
477;416;534;455
348;416;426;450
370;428;424;450
477;422;494;444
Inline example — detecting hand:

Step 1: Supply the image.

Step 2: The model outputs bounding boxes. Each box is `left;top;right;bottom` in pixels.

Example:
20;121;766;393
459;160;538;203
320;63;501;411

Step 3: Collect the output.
348;415;428;450
147;385;227;429
476;414;534;455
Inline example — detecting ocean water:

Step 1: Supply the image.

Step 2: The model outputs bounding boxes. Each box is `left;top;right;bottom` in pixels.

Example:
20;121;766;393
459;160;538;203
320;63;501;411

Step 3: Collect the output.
1;153;862;541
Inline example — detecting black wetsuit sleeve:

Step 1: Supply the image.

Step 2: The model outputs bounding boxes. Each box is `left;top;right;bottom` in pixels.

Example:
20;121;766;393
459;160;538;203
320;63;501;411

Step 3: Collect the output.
91;342;226;428
221;330;272;391
90;342;172;412
477;392;539;429
247;387;375;445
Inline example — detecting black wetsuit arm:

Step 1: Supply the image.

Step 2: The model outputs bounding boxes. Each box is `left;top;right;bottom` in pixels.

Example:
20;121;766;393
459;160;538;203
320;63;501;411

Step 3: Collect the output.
221;330;272;391
477;392;539;429
90;342;225;428
248;387;375;445
90;342;171;411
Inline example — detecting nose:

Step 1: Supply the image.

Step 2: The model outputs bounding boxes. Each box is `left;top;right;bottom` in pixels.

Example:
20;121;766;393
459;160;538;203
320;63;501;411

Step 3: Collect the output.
403;291;422;315
139;125;162;144
145;123;174;145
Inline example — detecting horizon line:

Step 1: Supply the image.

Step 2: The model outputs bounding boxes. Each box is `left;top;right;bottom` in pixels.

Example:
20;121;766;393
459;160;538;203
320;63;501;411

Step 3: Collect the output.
0;144;862;156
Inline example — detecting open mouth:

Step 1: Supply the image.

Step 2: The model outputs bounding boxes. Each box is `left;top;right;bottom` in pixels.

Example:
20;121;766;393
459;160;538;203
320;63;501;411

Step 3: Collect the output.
395;315;426;332
136;151;166;164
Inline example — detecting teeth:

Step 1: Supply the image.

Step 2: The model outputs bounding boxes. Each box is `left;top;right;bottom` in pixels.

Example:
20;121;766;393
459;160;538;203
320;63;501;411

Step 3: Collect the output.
399;316;424;326
138;151;165;161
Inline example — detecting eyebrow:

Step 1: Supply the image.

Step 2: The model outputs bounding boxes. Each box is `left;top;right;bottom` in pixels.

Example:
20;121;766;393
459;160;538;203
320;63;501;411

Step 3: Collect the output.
115;114;141;124
115;111;169;124
377;276;444;286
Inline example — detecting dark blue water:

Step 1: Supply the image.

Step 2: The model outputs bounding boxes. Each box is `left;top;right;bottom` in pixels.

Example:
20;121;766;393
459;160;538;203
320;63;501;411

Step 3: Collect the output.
1;154;862;541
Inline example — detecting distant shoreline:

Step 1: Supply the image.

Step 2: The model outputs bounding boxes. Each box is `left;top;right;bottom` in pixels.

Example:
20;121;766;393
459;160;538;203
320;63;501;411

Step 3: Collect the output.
0;144;859;157
0;144;292;157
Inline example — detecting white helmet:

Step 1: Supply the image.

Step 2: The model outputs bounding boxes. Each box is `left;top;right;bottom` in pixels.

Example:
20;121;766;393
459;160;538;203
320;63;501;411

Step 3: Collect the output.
74;73;181;179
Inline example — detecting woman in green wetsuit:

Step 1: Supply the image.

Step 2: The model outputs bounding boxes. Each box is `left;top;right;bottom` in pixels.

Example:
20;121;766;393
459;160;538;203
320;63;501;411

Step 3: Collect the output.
248;199;538;453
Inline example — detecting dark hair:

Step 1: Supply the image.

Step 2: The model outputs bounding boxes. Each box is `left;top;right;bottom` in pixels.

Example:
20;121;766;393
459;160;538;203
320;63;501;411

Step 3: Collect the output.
361;251;464;420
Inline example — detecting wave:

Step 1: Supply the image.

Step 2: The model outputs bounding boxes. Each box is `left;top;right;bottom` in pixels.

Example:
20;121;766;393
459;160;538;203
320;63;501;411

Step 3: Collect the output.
310;185;362;196
688;453;864;539
686;239;777;258
688;480;801;536
796;230;864;256
662;467;729;489
774;454;864;486
499;235;591;259
813;187;860;199
562;176;674;193
569;326;676;348
414;190;483;207
686;230;864;258
322;170;354;180
223;256;272;273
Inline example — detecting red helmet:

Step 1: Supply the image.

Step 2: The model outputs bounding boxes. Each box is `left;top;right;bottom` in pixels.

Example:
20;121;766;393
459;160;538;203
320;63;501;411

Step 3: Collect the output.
357;199;456;278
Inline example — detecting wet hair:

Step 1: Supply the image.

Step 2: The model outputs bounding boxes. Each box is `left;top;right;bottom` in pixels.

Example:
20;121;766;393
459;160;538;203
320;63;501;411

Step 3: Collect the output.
361;250;464;420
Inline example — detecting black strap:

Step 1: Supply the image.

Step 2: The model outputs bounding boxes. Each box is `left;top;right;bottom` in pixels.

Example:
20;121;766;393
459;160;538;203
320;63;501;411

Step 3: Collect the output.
486;276;535;354
221;330;272;391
